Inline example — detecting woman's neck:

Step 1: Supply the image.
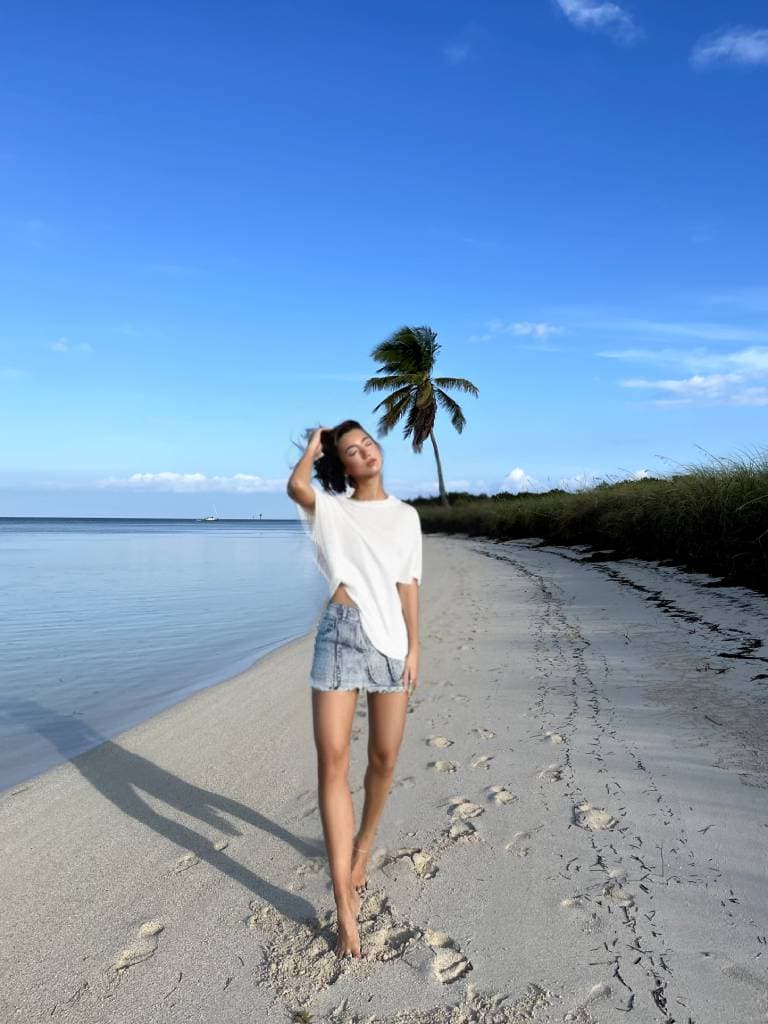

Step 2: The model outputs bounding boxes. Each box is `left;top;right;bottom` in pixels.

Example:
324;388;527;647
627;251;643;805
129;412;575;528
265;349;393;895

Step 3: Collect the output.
350;479;388;501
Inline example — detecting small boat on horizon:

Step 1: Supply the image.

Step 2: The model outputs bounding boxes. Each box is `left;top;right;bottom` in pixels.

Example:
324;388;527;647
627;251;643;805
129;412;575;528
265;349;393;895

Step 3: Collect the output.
198;505;219;522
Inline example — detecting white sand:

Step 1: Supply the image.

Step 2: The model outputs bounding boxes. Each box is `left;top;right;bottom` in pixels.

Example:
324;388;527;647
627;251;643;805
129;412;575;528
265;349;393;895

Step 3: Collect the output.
2;534;767;1023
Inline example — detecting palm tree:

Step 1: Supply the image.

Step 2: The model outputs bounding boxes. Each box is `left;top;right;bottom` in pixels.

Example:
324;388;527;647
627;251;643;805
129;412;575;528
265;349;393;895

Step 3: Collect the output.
363;325;479;508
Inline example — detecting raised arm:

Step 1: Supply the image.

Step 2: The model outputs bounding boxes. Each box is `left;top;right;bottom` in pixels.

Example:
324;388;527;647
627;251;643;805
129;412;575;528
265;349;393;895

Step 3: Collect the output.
286;426;327;511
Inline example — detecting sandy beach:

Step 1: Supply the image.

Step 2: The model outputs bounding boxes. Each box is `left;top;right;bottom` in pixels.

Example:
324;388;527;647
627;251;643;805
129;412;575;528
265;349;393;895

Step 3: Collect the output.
2;533;767;1023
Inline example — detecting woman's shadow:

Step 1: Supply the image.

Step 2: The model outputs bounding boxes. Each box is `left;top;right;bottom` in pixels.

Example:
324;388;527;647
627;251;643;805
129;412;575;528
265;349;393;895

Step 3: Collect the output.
2;698;323;922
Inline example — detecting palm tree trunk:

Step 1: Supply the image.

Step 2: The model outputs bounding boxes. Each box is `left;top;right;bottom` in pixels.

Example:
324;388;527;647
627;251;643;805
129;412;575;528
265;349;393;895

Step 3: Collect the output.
429;429;451;508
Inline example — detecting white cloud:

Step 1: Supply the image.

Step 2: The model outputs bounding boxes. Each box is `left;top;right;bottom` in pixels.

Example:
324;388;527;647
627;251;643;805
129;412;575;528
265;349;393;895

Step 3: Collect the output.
598;340;768;406
702;286;768;311
444;43;471;65
602;346;768;374
49;337;93;353
621;371;744;395
596;345;768;374
484;320;565;339
96;472;289;493
115;323;141;337
594;318;768;343
691;27;768;69
619;370;768;406
503;467;540;492
0;366;30;381
554;0;639;42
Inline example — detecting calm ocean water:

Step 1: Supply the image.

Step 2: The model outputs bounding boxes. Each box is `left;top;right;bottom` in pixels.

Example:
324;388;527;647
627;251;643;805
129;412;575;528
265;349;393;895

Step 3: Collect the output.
0;517;326;793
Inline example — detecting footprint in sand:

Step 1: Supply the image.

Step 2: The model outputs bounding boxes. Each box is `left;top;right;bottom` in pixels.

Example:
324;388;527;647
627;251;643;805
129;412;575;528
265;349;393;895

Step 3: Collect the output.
174;852;200;873
471;727;496;740
560;897;607;936
291;857;325;891
112;921;164;972
538;763;564;783
247;889;426;1002
447;796;485;820
431;759;458;773
393;775;417;788
443;818;479;842
543;731;566;745
431;947;473;982
375;846;439;879
427;735;454;748
598;869;635;908
487;784;517;805
565;981;613;1021
470;754;493;770
423;929;472;982
574;802;617;831
505;828;542;857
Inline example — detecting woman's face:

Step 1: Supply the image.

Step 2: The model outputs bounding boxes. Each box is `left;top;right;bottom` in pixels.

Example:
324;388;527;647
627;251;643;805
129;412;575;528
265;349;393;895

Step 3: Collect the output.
337;428;382;484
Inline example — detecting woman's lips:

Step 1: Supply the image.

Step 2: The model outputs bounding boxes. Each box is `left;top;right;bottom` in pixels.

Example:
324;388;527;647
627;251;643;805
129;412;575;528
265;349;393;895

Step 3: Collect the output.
366;458;377;466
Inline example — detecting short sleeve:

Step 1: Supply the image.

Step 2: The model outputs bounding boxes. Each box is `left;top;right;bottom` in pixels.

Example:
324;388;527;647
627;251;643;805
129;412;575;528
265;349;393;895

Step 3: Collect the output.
294;484;337;539
295;488;318;541
396;511;422;586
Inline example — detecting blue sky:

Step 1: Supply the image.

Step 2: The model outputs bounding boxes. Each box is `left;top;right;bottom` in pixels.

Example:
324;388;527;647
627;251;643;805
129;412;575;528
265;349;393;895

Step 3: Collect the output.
1;0;767;517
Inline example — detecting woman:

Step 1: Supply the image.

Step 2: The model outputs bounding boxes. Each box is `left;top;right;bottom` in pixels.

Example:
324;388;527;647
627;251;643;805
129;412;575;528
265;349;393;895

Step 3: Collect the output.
286;420;422;959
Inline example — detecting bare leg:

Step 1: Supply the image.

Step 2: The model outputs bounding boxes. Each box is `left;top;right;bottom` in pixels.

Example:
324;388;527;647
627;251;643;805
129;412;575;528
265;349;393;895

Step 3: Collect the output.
351;689;409;894
312;687;362;957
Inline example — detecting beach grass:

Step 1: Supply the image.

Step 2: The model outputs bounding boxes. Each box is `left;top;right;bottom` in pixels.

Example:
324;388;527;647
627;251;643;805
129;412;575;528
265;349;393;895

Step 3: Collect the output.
410;445;768;593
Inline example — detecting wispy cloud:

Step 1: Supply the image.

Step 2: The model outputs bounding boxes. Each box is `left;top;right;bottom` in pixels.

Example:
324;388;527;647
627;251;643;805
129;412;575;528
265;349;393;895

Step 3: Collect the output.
619;371;768;406
691;27;768;69
470;319;566;350
49;337;94;353
97;472;287;493
702;286;768;311
443;42;472;65
502;465;651;493
593;318;768;343
0;366;31;381
488;320;565;338
554;0;640;43
114;323;141;337
597;345;768;374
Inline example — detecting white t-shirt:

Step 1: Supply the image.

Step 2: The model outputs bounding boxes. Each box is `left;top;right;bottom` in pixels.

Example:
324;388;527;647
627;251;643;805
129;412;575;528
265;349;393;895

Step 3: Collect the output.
295;486;422;660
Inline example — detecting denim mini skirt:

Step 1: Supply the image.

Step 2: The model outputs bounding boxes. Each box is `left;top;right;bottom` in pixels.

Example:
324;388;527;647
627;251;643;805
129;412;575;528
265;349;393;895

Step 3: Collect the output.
310;601;405;693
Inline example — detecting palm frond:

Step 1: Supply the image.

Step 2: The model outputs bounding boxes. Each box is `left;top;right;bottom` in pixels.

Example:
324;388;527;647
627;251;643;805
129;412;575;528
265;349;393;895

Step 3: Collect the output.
435;388;467;432
363;372;422;393
433;376;479;396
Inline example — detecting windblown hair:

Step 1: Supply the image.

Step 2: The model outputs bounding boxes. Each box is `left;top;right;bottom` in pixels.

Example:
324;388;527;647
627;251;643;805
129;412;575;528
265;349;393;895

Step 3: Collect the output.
310;419;378;495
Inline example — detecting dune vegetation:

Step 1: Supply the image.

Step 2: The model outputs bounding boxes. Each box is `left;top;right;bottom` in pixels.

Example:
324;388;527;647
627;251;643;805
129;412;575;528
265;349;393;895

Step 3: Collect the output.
409;446;768;594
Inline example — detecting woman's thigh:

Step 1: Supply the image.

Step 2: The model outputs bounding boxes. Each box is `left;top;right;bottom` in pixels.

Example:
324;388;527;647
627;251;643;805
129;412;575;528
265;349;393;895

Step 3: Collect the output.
312;689;359;769
366;690;409;763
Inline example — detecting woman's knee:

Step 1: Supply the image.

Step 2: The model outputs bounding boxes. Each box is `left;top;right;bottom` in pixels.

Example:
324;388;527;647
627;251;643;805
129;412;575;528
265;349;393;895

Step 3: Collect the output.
368;748;398;775
316;747;351;778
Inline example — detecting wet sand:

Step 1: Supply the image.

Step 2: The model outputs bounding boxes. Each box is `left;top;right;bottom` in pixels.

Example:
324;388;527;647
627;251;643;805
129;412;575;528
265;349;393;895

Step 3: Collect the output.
2;533;767;1023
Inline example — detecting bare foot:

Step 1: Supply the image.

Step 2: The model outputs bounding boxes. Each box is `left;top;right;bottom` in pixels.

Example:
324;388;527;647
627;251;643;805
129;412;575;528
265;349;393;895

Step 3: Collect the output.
350;882;361;918
351;843;371;896
335;902;361;958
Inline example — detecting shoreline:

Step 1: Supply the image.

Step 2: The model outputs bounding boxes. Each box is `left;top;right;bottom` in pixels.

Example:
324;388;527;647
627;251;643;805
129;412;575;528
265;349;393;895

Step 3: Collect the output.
2;534;767;1023
0;624;317;797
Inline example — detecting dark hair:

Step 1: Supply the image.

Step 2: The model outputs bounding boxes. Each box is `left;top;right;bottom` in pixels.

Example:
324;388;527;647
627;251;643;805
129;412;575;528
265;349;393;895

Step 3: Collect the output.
303;419;379;495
